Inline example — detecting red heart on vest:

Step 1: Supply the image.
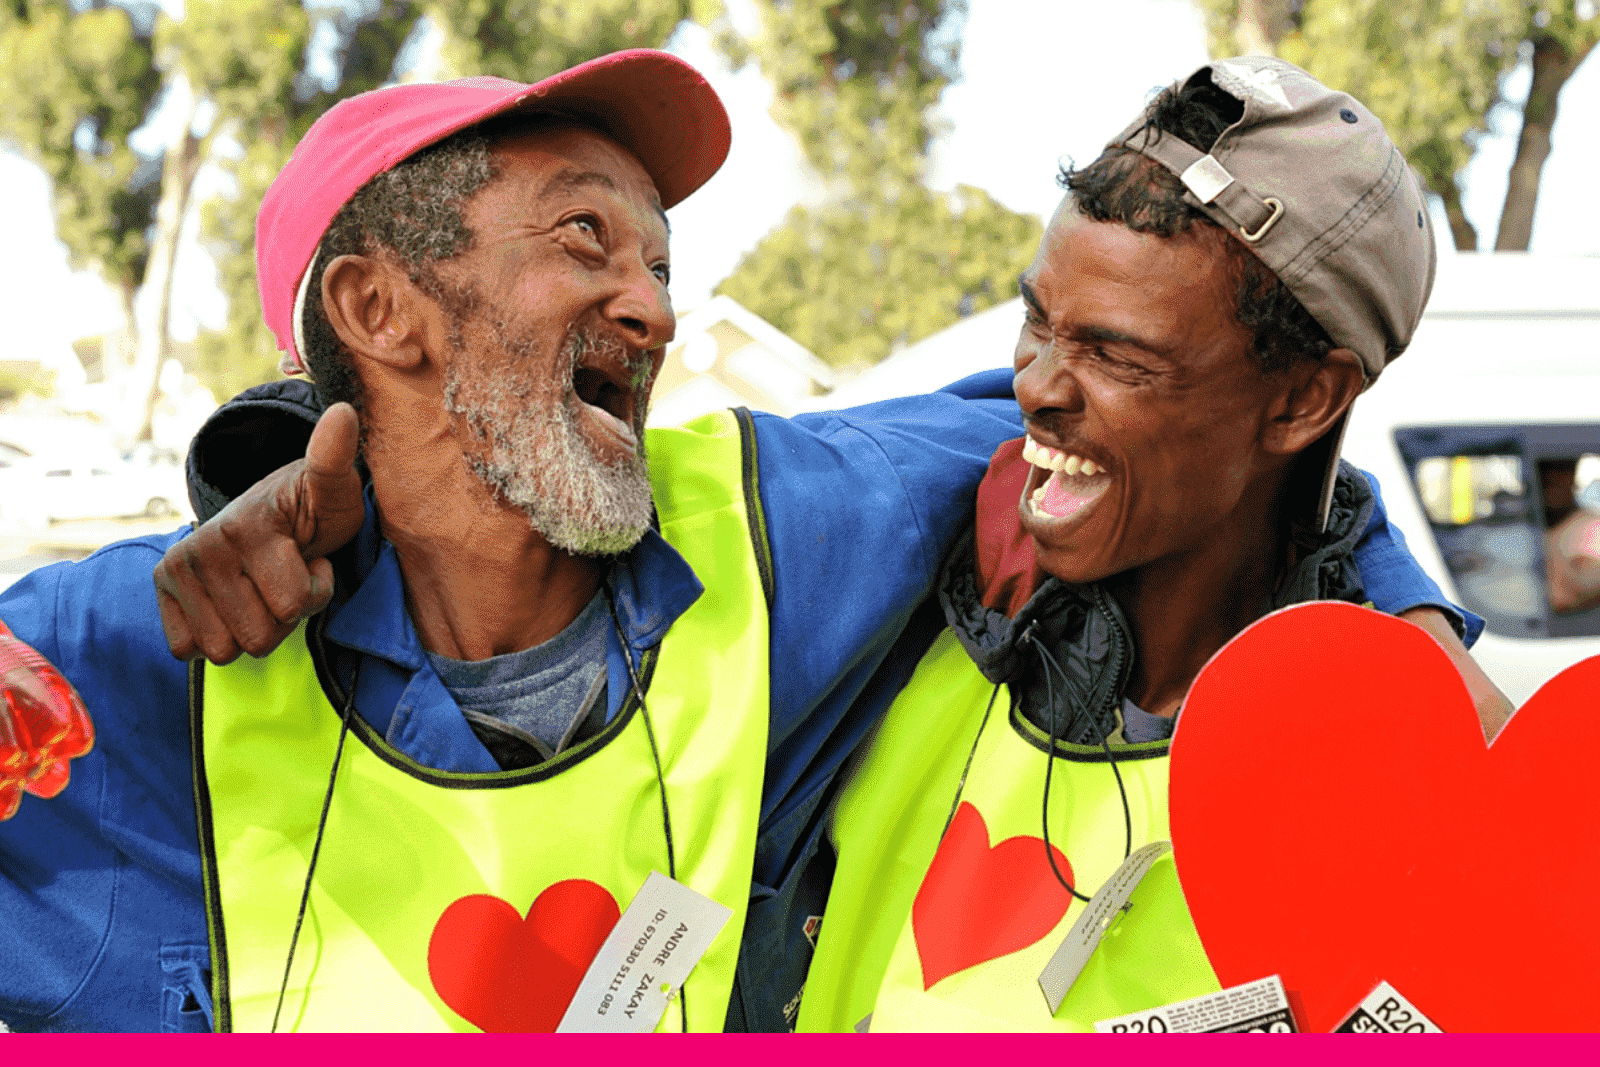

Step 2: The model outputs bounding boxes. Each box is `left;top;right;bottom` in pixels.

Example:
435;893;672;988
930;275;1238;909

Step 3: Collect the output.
428;879;621;1032
1171;601;1600;1032
913;801;1075;989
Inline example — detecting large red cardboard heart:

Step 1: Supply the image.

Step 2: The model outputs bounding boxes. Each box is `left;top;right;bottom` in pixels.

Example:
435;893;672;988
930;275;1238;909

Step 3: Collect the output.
1171;601;1600;1032
913;801;1074;988
428;879;621;1032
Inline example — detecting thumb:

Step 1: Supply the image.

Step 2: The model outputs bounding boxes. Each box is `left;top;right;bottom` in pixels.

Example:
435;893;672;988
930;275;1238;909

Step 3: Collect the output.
299;401;367;559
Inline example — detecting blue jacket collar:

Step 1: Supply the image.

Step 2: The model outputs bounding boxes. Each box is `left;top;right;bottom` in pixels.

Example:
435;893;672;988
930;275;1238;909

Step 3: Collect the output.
325;491;703;669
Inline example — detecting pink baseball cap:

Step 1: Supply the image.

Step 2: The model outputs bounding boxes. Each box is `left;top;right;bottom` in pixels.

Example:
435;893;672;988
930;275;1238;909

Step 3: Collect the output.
258;49;731;374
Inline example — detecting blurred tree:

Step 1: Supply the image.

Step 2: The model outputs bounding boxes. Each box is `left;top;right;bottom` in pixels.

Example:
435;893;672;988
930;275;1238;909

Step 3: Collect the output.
1494;2;1599;250
715;0;1040;369
1191;0;1597;252
429;0;703;79
719;183;1040;370
0;0;163;425
197;1;423;403
0;0;422;436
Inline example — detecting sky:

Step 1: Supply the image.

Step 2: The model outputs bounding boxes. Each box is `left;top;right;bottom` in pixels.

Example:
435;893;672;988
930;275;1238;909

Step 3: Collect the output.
2;0;1598;382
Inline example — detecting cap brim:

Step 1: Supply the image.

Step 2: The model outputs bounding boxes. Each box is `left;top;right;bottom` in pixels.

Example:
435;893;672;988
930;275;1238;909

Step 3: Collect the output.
491;49;730;210
1311;408;1354;533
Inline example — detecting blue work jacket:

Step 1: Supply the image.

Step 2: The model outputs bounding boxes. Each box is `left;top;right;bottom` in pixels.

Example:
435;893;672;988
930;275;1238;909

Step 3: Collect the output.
0;371;1474;1031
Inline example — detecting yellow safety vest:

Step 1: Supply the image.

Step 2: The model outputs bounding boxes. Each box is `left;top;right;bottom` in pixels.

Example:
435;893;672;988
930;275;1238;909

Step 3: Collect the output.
191;410;770;1032
800;626;1218;1032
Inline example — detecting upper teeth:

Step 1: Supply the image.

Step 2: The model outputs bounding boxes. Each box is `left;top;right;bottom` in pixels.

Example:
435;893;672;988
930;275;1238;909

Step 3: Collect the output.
1023;435;1102;477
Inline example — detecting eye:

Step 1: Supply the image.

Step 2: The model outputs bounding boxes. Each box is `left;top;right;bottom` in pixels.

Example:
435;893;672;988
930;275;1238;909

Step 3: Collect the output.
652;262;671;286
1092;347;1152;380
567;214;601;240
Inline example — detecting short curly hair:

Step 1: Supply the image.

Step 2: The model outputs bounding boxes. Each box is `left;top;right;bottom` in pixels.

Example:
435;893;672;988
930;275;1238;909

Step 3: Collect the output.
1060;78;1335;374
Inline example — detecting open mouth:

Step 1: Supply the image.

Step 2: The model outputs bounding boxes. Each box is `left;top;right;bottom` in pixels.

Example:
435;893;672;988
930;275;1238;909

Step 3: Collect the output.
1022;433;1111;522
572;353;643;453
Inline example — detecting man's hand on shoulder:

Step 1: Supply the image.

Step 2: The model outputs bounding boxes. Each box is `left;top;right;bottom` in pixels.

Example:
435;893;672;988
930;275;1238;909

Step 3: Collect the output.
155;403;366;664
1397;606;1515;744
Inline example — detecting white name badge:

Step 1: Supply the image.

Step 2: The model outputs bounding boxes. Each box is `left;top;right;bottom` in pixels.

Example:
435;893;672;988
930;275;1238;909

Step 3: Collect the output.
1037;840;1173;1013
1332;980;1443;1033
556;871;733;1033
1096;974;1298;1033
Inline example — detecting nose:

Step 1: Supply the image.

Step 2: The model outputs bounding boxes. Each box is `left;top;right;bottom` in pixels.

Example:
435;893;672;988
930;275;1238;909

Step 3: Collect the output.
1013;335;1085;421
603;258;675;351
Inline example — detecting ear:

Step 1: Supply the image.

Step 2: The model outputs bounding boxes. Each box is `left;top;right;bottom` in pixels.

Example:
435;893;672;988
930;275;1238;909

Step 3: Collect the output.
1262;348;1365;456
320;254;428;372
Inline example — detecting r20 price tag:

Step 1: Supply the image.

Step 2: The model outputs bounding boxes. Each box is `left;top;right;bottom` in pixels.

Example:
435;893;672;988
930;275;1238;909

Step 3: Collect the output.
1332;980;1443;1033
1096;975;1298;1033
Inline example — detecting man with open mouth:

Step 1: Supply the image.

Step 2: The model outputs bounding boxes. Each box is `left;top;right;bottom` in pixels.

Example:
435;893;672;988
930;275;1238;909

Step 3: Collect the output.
797;56;1511;1032
0;52;1486;1033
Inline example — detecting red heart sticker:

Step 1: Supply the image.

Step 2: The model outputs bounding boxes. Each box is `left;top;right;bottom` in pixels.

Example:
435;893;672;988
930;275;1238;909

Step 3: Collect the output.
913;801;1075;988
428;879;621;1032
1171;601;1600;1032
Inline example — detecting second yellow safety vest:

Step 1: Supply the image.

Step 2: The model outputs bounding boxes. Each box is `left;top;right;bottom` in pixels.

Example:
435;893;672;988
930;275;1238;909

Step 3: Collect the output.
799;626;1220;1032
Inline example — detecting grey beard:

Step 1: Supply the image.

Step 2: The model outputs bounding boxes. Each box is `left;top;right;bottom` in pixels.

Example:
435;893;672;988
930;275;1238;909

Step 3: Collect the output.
442;326;655;556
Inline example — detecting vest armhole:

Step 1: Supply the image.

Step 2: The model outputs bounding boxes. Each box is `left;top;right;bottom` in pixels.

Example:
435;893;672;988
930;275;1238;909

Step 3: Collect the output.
188;659;232;1032
732;407;776;613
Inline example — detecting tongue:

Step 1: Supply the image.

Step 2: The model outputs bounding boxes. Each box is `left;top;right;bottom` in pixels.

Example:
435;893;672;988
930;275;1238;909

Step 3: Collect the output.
1039;470;1101;517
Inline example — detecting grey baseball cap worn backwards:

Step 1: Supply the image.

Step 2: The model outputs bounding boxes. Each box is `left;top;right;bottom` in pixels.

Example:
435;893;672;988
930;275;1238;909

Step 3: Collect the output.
1112;55;1438;530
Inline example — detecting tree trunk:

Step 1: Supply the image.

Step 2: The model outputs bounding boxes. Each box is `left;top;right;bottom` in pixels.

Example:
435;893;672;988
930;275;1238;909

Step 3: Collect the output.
115;285;139;381
1438;173;1479;252
126;77;204;443
1495;34;1596;251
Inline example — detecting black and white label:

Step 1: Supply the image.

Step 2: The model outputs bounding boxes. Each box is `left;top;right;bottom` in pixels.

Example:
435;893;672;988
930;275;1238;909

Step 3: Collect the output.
1332;980;1443;1033
556;872;732;1033
1096;975;1298;1033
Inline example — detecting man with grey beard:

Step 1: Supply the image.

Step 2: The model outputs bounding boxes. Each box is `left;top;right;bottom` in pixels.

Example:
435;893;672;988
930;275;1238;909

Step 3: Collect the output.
0;53;1032;1032
443;323;655;558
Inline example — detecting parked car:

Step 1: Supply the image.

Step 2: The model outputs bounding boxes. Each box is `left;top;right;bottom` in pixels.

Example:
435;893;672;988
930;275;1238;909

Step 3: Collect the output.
0;453;188;527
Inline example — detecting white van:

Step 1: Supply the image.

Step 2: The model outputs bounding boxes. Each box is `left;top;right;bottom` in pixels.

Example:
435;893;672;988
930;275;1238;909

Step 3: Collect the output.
1341;253;1600;706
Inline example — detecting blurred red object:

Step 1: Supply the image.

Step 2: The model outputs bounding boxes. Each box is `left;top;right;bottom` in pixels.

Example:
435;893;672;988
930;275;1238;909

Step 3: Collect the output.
0;619;93;820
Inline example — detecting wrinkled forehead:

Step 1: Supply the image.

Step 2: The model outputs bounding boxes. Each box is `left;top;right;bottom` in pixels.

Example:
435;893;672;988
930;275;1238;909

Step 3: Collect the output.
475;115;667;225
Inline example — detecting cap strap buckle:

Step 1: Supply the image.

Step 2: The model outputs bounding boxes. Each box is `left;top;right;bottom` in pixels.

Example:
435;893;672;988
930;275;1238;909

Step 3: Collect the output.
1238;197;1284;243
1133;131;1282;246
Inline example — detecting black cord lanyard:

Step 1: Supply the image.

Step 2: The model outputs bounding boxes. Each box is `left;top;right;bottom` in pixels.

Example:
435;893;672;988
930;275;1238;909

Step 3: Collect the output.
272;658;360;1033
607;595;688;1033
944;626;1134;907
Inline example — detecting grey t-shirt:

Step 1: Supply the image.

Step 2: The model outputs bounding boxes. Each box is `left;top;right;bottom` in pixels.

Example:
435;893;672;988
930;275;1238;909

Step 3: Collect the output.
1119;697;1177;744
426;589;611;769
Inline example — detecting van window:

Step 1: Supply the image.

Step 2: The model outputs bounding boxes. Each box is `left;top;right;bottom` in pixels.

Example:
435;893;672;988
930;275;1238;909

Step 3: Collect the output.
1413;455;1524;525
1395;426;1600;640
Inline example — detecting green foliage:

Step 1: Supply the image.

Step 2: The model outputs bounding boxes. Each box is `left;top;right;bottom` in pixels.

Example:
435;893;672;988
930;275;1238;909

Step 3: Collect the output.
196;1;425;401
718;184;1040;370
734;0;964;190
715;0;1039;366
430;0;692;80
1278;0;1521;249
1190;0;1597;250
0;2;163;295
